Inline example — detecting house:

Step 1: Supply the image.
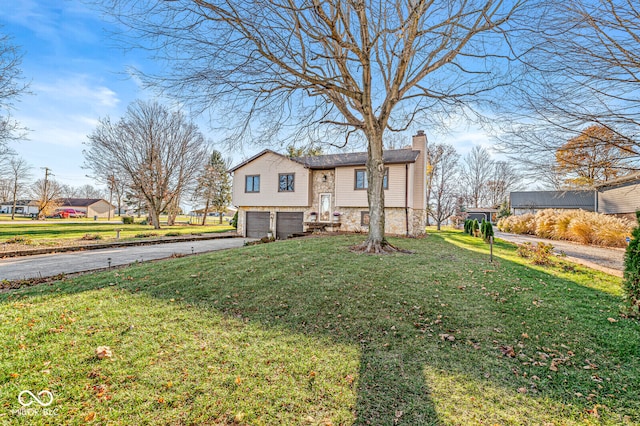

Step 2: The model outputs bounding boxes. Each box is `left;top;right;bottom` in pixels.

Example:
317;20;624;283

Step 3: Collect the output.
0;200;39;216
230;131;428;239
510;191;595;215
595;172;640;220
466;207;499;223
57;198;115;218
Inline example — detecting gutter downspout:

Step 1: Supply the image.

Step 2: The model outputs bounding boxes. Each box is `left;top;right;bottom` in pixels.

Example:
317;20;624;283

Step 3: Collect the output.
405;164;409;236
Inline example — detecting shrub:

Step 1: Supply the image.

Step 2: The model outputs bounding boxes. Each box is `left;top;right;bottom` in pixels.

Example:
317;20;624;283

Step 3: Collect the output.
500;209;632;248
483;221;494;241
80;234;102;241
122;216;134;225
230;211;238;229
624;211;640;316
534;209;558;239
134;232;159;238
165;232;181;237
516;242;554;265
6;235;33;245
553;211;577;241
595;216;633;248
471;219;479;236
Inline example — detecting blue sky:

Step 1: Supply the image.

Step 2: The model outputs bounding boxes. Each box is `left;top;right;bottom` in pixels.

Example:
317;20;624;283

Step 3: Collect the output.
1;0;491;190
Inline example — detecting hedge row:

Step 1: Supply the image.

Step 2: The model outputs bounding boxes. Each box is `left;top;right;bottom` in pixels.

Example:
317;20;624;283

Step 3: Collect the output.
497;209;633;248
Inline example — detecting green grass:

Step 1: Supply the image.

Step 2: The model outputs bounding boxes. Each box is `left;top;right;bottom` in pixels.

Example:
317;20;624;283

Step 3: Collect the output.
0;222;233;244
0;230;638;425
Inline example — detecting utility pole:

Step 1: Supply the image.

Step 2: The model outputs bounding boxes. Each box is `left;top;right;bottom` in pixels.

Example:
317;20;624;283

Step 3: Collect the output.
108;175;114;221
39;167;53;219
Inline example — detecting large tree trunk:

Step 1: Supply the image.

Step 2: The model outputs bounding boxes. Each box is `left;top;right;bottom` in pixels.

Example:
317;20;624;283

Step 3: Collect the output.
201;199;210;226
352;130;408;254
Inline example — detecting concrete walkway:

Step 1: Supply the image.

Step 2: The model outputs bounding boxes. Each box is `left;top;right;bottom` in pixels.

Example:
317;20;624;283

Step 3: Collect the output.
0;237;254;281
495;231;625;277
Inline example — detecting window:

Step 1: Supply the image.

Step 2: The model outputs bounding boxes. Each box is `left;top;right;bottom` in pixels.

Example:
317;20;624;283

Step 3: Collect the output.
354;168;388;190
279;173;295;192
245;175;260;193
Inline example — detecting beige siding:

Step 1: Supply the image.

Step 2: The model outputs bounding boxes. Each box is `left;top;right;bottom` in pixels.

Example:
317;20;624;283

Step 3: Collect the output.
598;182;640;214
232;152;311;207
87;200;114;218
411;133;427;210
334;164;409;208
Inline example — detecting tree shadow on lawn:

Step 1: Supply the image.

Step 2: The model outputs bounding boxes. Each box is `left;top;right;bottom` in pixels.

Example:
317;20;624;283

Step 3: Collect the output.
4;234;640;424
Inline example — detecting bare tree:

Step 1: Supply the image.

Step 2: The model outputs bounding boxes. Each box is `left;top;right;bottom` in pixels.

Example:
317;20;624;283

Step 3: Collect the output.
8;157;31;220
485;161;520;208
192;150;232;225
107;175;127;217
461;146;494;208
428;144;460;230
101;0;533;253
0;178;10;202
73;184;105;199
499;0;640;171
84;100;208;229
31;177;63;219
0;29;28;157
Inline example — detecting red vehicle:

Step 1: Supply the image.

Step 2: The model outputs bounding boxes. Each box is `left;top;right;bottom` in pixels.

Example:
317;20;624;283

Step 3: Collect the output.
53;208;87;219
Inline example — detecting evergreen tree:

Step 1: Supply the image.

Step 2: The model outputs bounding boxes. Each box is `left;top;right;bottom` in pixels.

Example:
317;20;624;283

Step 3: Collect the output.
623;211;640;316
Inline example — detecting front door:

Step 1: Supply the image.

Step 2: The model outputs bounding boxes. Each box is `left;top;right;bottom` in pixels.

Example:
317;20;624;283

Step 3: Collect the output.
319;194;331;222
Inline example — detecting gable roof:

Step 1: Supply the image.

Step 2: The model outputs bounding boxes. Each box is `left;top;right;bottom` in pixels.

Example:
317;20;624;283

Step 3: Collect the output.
58;198;108;207
293;149;420;169
594;172;640;189
510;191;595;210
0;199;38;206
229;148;420;172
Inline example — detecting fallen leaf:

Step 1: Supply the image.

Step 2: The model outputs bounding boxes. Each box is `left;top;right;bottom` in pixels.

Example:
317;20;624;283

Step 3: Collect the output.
607;317;618;323
95;346;112;359
517;387;528;394
235;376;242;385
500;345;516;358
85;412;96;422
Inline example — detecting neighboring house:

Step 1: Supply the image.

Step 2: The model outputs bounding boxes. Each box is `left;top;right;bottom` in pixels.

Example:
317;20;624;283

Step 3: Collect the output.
595;172;640;220
0;200;39;216
466;207;499;223
510;191;595;215
230;131;428;239
57;198;115;218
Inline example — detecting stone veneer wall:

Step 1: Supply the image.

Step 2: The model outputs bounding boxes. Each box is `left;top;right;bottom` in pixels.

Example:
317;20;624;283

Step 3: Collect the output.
334;207;425;236
238;206;426;236
237;165;426;236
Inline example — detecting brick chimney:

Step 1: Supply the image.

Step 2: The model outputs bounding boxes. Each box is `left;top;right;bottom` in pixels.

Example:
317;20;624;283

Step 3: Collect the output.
412;130;427;210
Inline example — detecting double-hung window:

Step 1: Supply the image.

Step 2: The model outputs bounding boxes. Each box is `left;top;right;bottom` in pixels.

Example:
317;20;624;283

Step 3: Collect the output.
354;168;388;190
279;173;295;192
245;175;260;193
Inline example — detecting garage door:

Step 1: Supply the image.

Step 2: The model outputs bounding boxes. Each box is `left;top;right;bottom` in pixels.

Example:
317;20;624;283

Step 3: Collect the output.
276;212;303;240
245;211;270;238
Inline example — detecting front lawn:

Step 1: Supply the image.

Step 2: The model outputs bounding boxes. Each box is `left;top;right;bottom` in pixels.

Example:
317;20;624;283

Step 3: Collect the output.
0;231;638;425
0;222;233;245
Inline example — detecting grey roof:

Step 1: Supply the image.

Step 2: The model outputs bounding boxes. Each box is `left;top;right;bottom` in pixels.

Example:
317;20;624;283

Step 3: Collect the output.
293;149;420;169
0;199;37;206
229;148;420;172
510;191;595;210
58;198;108;207
594;172;640;189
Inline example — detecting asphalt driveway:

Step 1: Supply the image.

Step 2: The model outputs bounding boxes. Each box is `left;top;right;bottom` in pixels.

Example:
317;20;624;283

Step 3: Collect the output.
1;237;254;281
495;231;625;277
